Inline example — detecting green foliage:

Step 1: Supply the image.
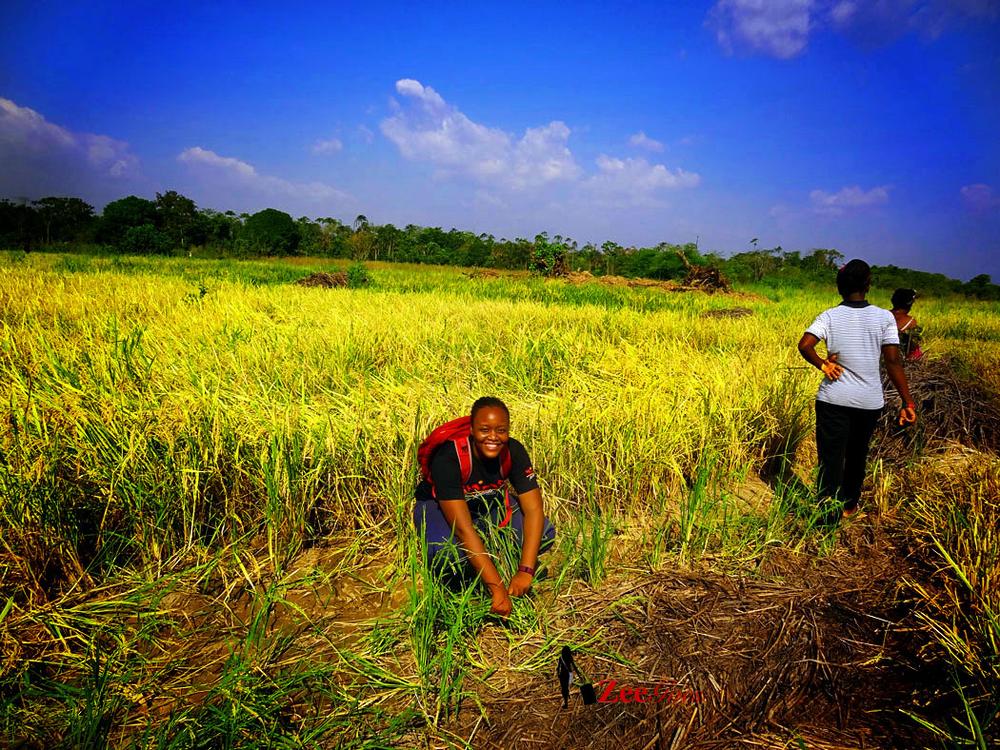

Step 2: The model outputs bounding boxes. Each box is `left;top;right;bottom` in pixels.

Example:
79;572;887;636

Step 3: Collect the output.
239;208;299;255
7;191;1000;301
0;199;42;251
33;196;96;243
530;232;567;276
98;195;158;246
346;261;372;288
965;274;1000;301
119;223;172;255
296;215;326;255
154;189;206;249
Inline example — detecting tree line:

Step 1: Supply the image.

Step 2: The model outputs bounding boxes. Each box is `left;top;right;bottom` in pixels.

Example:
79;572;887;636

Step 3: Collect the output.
1;192;997;299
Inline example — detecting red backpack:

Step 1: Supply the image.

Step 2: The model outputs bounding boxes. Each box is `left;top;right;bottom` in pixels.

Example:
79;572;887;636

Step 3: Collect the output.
417;416;512;491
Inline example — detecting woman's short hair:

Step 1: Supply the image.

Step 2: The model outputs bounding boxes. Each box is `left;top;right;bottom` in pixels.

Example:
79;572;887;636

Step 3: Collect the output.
891;288;917;310
471;396;509;420
836;259;871;297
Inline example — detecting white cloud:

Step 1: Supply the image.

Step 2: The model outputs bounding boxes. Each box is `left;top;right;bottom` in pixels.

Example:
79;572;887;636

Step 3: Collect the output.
178;146;349;203
357;125;375;144
810;184;890;215
628;131;665;152
961;183;1000;211
708;0;814;59
585;155;700;204
707;0;999;58
311;136;343;155
380;78;580;190
829;0;857;24
0;98;139;178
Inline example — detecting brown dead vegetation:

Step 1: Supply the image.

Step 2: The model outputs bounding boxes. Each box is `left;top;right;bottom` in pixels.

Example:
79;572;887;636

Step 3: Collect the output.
446;521;946;750
563;265;732;295
700;307;754;320
294;271;348;288
463;268;501;279
874;353;1000;461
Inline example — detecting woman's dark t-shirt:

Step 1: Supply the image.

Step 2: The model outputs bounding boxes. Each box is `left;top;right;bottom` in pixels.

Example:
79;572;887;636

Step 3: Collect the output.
415;437;539;518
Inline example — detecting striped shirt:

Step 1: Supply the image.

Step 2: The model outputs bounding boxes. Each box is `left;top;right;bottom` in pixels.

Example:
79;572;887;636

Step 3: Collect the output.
806;302;899;409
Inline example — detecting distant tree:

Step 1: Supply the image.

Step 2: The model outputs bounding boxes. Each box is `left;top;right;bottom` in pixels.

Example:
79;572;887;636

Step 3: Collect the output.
0;199;41;251
347;228;374;260
99;196;157;246
33;196;95;244
120;224;171;255
374;223;400;262
530;232;569;276
296;216;325;255
802;248;844;270
318;217;350;257
155;190;203;248
241;208;298;255
726;246;783;281
601;241;623;275
964;273;1000;300
353;214;369;233
200;209;241;247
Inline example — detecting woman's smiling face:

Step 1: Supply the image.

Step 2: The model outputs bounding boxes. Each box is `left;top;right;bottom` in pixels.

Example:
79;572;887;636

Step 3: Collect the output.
471;406;509;460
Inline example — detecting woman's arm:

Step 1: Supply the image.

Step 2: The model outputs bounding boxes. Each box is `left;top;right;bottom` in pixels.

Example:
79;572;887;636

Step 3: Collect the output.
437;498;512;616
797;332;843;379
509;488;544;597
882;344;917;424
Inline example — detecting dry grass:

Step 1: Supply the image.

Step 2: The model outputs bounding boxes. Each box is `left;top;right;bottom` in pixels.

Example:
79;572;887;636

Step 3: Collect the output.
1;252;998;748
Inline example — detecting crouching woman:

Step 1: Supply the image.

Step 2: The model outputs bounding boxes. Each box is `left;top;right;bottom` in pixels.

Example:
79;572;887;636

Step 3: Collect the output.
413;397;556;617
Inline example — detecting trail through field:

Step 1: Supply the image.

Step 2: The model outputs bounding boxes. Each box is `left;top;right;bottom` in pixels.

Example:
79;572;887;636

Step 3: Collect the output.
439;514;948;750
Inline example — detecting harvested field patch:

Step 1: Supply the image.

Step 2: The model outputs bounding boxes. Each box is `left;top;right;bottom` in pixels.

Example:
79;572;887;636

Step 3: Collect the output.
449;525;945;750
875;354;1000;460
295;271;349;287
700;307;754;319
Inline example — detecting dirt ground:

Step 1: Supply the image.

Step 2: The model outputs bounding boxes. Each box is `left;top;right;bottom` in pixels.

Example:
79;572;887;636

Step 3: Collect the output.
440;513;948;750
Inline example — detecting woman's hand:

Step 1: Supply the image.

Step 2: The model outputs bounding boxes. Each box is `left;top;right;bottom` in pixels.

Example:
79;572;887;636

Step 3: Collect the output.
489;584;512;617
898;404;917;425
820;353;844;380
508;571;533;597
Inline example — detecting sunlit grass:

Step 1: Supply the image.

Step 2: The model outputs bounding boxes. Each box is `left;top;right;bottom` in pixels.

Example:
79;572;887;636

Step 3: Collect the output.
2;250;997;746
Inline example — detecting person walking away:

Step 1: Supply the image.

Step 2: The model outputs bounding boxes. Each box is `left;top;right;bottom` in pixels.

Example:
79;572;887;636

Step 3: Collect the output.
797;260;917;520
890;288;924;361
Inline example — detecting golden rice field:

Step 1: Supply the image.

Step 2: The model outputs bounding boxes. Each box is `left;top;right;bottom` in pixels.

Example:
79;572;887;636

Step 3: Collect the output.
1;252;997;749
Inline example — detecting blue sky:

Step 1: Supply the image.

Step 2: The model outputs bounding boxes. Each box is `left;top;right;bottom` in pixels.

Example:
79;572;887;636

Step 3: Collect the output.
1;0;998;280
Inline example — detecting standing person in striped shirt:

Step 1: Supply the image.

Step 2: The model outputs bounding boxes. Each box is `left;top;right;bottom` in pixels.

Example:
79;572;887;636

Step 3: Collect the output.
797;259;917;520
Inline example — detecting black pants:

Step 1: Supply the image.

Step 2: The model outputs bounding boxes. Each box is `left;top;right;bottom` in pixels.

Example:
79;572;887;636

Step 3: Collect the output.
815;400;882;506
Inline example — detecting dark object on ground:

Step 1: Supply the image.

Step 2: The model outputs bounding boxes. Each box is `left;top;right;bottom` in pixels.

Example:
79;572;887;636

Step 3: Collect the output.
557;646;573;708
557;645;596;709
700;307;754;319
295;271;348;288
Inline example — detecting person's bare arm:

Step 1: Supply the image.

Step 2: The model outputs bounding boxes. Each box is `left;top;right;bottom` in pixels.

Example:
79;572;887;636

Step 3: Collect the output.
797;332;843;379
883;344;917;424
437;498;511;616
508;488;544;597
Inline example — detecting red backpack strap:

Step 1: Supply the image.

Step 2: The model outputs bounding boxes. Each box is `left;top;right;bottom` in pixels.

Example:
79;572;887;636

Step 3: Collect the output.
451;435;474;485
